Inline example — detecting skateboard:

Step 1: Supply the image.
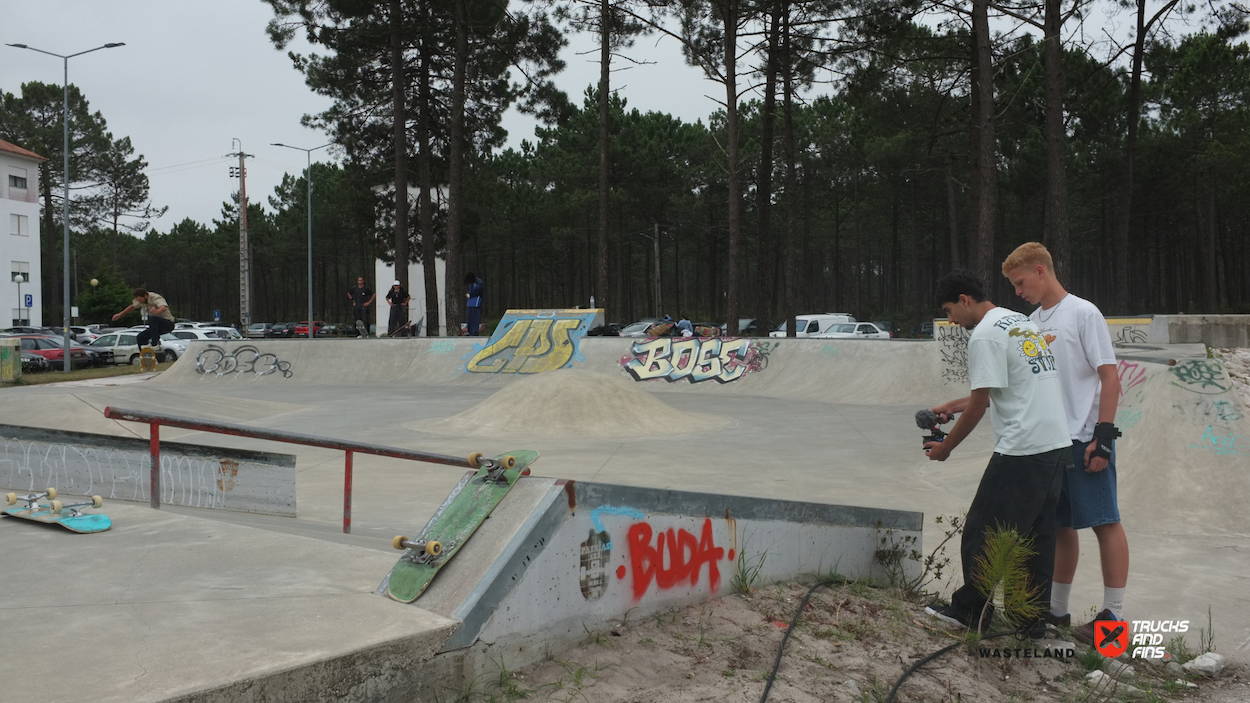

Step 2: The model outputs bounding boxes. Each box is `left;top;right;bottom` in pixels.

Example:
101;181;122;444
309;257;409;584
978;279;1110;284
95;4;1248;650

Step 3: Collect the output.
355;319;367;337
139;347;158;372
3;489;112;533
385;449;540;603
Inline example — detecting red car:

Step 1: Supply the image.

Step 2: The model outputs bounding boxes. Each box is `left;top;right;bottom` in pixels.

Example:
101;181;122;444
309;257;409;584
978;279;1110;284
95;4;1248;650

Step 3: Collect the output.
293;321;328;337
11;335;99;367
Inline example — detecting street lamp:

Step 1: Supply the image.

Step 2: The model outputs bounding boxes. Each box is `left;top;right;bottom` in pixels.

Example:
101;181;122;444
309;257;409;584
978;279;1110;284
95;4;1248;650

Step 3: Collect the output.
14;274;24;326
6;41;125;371
272;142;331;340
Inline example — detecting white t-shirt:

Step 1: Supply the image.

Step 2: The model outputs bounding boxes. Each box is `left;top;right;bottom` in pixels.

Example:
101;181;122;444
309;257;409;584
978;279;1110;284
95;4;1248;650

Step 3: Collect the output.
1029;294;1117;442
967;306;1071;456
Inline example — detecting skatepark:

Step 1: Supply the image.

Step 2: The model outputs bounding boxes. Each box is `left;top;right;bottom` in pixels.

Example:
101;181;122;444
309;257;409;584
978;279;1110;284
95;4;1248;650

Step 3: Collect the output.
1;313;1248;702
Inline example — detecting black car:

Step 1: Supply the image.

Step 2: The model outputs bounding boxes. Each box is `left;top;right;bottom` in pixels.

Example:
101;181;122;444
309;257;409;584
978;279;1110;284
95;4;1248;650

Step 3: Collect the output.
586;323;623;336
21;350;49;372
271;322;296;338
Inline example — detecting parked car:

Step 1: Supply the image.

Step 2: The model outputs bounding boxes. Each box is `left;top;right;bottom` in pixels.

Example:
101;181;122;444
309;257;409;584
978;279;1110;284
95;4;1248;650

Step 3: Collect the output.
2;325;60;337
90;332;165;365
70;325;102;343
720;318;758;336
245;322;273;338
21;350;49;372
586;323;623;336
914;322;935;338
619;318;661;337
170;327;244;342
175;321;213;330
159;333;189;360
871;321;896;338
295;321;328;337
14;335;102;367
270;322;296;338
812;322;892;339
769;313;857;338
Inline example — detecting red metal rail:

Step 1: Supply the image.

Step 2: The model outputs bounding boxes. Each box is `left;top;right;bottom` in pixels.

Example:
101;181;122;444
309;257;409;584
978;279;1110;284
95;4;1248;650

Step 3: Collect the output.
103;406;485;533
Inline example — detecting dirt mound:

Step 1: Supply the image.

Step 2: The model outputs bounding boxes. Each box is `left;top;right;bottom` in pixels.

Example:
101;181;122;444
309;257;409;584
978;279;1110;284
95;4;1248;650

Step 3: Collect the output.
414;369;729;438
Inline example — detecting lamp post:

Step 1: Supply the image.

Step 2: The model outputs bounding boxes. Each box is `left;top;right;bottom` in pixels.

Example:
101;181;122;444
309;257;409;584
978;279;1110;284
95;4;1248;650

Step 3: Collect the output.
14;274;23;326
6;41;125;371
272;142;331;340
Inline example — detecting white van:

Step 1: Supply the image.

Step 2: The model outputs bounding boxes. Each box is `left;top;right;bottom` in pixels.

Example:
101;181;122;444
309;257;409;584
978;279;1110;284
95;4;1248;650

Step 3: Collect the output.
769;313;857;337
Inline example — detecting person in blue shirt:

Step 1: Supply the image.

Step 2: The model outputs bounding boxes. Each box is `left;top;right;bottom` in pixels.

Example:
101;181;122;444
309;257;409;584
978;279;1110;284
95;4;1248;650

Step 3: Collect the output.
464;272;484;336
675;315;694;337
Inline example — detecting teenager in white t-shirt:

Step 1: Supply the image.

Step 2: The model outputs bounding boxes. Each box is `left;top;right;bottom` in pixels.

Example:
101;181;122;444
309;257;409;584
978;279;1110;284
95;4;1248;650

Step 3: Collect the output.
922;270;1071;633
1003;242;1126;646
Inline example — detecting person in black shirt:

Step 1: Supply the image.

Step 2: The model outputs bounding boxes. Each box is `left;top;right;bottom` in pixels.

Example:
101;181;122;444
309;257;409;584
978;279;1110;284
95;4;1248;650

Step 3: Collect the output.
347;276;375;337
385;280;411;336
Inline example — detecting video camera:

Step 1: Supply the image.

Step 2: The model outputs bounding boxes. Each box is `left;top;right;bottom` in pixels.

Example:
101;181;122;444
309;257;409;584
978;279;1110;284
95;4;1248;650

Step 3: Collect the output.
915;409;954;447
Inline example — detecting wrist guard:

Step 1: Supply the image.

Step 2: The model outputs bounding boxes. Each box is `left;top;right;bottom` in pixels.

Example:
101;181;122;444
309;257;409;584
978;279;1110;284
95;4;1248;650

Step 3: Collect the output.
1090;422;1121;461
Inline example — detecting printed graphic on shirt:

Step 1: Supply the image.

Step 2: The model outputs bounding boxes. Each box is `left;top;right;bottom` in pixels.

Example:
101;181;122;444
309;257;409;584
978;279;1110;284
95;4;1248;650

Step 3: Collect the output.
1008;326;1057;375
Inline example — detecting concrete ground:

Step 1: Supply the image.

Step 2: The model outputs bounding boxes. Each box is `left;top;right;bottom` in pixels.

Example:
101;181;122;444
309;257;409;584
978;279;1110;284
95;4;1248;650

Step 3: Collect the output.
1;337;1247;702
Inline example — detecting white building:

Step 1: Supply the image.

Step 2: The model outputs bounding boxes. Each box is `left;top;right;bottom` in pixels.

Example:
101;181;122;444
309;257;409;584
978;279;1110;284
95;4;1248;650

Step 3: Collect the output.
1;139;44;327
374;257;447;336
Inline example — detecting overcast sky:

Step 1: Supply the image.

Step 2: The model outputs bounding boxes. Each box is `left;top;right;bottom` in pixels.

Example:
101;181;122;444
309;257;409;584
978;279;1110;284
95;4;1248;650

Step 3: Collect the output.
1;0;719;231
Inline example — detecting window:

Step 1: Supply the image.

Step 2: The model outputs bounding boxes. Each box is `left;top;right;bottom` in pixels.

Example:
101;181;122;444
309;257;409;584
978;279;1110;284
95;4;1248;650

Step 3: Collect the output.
120;334;137;346
9;169;28;190
92;335;117;347
11;214;29;236
11;261;30;281
13;310;30;326
858;324;875;334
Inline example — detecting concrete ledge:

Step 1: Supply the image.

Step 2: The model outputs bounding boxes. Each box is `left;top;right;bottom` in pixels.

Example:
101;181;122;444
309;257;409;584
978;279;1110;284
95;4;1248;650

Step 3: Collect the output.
0;423;297;516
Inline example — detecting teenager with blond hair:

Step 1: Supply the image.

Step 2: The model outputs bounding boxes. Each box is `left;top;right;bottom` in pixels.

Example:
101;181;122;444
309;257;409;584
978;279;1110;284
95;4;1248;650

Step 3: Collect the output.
1002;242;1126;644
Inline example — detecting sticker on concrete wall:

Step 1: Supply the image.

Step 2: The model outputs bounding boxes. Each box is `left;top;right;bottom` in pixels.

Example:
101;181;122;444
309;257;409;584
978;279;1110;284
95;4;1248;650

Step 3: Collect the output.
578;529;611;600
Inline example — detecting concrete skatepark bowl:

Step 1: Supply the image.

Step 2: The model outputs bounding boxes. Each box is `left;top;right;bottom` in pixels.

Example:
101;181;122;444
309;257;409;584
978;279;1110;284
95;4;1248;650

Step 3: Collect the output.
0;332;1247;702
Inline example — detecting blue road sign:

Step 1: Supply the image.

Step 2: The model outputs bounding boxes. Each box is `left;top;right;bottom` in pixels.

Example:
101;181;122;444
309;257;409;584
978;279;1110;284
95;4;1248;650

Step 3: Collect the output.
24;294;32;308
213;309;221;321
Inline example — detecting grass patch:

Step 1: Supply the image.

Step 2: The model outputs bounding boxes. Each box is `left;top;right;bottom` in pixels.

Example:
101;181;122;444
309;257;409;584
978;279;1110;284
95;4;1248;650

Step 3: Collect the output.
2;360;173;387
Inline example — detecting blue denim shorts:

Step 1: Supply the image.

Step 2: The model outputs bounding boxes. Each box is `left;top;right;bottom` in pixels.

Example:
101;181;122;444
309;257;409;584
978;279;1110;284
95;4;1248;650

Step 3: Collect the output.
1056;439;1121;529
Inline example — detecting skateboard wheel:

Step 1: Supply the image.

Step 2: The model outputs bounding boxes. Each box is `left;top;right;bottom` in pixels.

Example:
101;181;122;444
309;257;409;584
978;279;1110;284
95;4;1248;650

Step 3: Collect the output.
425;540;442;557
468;452;484;467
392;535;408;550
91;496;103;508
46;487;57;500
521;468;531;476
50;500;63;514
5;492;14;506
502;455;517;469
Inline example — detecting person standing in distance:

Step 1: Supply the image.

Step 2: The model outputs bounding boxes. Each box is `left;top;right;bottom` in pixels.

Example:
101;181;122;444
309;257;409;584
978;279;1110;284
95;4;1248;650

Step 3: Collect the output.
347;276;375;337
464;272;484;336
113;289;175;349
923;270;1071;633
1003;242;1126;642
386;280;411;336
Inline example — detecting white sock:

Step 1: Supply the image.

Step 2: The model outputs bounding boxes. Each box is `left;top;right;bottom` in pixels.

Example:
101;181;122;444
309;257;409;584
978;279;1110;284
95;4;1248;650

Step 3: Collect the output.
1103;587;1126;619
1050;582;1072;617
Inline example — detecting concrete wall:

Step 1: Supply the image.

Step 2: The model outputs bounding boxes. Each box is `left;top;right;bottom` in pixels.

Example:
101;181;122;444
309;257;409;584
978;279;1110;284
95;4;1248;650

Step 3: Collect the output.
379;477;922;678
0;424;298;516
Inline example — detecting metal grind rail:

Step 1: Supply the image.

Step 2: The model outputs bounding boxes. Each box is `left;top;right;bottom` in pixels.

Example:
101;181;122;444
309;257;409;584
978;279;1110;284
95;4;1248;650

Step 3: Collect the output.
103;406;493;533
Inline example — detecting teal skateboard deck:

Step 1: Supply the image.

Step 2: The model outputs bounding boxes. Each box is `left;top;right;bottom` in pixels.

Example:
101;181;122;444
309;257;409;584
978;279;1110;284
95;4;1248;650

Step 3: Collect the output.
386;449;540;603
3;490;111;534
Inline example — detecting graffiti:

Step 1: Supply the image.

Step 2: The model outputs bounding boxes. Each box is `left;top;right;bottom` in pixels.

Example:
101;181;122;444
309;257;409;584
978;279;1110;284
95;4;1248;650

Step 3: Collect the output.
1174;399;1243;424
579;529;611;601
465;309;600;374
1117;360;1148;402
428;340;455;355
618;518;726;600
1214;400;1243;422
620;337;771;383
936;324;969;385
820;345;840;358
1113;326;1149;344
1188;425;1241;455
1170;360;1232;395
195;345;293;378
1115;407;1143;430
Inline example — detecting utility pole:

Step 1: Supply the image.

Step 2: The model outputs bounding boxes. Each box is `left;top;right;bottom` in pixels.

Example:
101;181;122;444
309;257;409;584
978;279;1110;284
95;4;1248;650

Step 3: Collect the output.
229;140;253;328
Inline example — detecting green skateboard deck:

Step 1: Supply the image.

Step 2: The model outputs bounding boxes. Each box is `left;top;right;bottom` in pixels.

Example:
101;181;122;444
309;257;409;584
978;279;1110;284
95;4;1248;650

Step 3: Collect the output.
386;449;540;603
3;490;111;534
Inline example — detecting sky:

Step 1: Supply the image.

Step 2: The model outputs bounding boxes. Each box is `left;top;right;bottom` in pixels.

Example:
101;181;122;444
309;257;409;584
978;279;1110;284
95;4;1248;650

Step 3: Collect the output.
0;0;718;231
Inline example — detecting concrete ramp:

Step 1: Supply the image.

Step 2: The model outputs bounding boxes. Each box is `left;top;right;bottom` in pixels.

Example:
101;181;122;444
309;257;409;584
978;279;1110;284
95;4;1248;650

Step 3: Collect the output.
379;477;921;673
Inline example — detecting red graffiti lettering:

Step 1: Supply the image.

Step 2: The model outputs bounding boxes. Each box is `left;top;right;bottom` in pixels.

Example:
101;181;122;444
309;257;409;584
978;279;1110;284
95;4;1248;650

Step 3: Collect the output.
1117;360;1147;404
625;518;725;600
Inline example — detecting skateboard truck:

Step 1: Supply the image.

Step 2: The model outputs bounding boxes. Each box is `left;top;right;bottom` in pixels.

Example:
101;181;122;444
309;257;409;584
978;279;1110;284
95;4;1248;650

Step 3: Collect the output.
392;535;444;563
49;495;104;518
468;452;524;483
6;487;57;509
